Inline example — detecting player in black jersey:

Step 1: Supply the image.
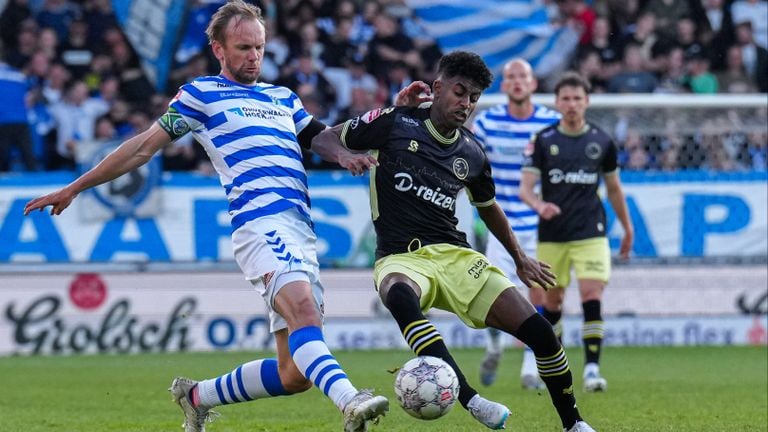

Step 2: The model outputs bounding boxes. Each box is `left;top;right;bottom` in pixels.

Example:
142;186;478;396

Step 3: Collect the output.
521;72;634;394
313;52;597;432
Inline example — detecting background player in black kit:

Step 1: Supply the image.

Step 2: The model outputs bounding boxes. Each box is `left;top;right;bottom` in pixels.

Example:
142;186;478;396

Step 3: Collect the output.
313;51;597;432
520;72;634;394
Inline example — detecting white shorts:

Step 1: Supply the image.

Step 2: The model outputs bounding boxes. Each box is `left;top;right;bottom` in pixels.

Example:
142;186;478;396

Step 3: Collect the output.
485;228;538;294
232;207;325;333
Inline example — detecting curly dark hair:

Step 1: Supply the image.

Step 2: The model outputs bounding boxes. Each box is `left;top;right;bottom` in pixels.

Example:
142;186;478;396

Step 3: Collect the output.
437;51;493;90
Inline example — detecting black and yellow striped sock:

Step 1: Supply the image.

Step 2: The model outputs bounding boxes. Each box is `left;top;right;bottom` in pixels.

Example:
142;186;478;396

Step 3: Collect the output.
385;282;477;408
515;313;581;428
582;300;604;365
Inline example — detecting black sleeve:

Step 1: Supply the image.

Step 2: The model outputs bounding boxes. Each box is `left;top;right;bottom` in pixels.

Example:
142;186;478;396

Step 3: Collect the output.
339;107;397;151
466;155;496;206
602;135;619;174
297;118;327;149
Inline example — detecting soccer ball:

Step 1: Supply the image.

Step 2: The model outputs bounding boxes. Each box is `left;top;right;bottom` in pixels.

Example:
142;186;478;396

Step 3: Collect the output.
394;356;460;420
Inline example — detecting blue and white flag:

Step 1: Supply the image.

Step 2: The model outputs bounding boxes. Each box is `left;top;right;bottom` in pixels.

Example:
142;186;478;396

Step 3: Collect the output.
112;0;189;92
406;0;579;89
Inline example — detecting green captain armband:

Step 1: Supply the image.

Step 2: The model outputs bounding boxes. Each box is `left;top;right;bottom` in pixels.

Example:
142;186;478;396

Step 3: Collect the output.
157;107;191;140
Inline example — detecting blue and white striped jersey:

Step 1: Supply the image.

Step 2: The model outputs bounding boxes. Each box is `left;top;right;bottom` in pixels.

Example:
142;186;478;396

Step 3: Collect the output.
472;104;560;232
161;75;314;232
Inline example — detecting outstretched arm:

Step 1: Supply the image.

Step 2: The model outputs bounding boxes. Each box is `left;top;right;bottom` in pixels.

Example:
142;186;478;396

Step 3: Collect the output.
604;173;634;259
476;203;556;290
24;123;171;216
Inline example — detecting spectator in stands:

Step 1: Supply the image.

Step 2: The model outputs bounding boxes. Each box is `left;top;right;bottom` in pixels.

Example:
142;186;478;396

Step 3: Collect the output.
367;13;421;80
623;129;653;170
685;51;719;93
672;17;706;62
730;0;768;49
643;0;691;41
37;27;59;61
693;0;734;68
35;0;79;42
278;50;337;112
581;16;623;76
320;16;357;68
717;44;759;92
555;0;597;45
0;53;39;172
655;46;688;93
607;43;658;92
337;86;378;120
81;0;117;48
48;79;109;169
733;21;768;92
575;49;607;93
0;0;33;50
58;18;96;79
741;130;767;169
618;11;658;70
4;20;38;68
106;27;154;104
290;21;326;66
42;62;70;104
380;60;413;105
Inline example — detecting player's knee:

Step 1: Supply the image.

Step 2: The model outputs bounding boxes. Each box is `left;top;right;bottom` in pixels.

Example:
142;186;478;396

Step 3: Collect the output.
280;366;313;393
384;282;419;310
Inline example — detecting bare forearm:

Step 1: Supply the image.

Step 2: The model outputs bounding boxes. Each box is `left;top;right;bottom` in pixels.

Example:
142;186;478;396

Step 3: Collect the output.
310;125;347;163
477;204;526;264
607;186;632;234
71;127;165;193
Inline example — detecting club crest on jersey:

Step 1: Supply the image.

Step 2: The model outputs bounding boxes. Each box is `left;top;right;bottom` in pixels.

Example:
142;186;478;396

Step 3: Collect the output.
585;142;602;159
549;144;559;156
408;140;419;152
452;158;469;180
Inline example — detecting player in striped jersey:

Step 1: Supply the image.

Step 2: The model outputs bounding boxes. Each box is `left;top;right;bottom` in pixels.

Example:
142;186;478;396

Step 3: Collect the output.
471;59;560;390
22;2;427;431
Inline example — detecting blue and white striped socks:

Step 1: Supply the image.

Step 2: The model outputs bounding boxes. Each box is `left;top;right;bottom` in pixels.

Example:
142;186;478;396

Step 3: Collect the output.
288;326;357;410
197;358;289;408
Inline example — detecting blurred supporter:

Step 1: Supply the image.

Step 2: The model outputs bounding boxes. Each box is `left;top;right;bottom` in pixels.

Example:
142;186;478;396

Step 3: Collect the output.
607;43;658;92
37;27;59;60
730;0;768;49
555;0;597;45
655;46;688;93
574;49;607;93
581;16;622;76
0;0;33;50
0;55;39;171
740;130;768;169
58;17;96;79
321;16;358;68
717;44;759;92
5;20;38;68
42;62;70;103
278;51;336;113
733;21;768;92
48;79;109;169
643;0;691;42
693;0;734;68
367;13;421;80
81;0;117;48
684;50;719;93
35;0;79;42
618;11;658;69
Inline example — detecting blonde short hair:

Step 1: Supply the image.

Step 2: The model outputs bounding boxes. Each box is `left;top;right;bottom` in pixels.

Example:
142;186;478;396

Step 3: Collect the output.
205;0;264;45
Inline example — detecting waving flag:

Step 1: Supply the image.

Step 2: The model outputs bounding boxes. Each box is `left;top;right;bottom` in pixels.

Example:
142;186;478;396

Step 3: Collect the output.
112;0;189;92
407;0;579;89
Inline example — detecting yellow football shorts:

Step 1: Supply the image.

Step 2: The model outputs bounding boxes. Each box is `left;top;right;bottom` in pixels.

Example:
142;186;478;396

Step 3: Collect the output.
537;237;610;288
373;243;512;328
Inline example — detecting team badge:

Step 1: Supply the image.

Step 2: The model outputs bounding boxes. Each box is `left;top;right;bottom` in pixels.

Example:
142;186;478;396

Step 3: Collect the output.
549;144;559;156
586;142;602;159
452;158;469;179
408;140;419;152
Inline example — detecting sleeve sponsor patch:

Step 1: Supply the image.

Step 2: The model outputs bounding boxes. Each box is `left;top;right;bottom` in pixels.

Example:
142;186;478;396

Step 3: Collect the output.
360;107;394;124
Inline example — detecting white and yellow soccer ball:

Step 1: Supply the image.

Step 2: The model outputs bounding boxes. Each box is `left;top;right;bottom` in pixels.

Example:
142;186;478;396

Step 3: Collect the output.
394;356;460;420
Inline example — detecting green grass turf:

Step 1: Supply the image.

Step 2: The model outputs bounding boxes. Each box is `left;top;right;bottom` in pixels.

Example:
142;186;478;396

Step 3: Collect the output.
1;346;766;431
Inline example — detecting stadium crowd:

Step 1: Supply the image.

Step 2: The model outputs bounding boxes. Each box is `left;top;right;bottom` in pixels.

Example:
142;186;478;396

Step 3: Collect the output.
0;0;766;174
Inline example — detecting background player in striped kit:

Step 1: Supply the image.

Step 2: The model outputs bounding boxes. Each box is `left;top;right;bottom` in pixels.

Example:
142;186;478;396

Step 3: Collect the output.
472;58;561;390
521;72;634;393
22;2;428;431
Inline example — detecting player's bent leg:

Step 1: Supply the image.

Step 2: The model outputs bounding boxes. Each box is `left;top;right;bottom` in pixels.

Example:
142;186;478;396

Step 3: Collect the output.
485;288;585;431
276;279;388;431
543;287;565;341
380;277;509;429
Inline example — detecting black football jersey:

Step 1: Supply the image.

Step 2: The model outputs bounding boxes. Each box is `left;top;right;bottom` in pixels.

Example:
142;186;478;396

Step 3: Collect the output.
523;123;618;242
340;106;496;259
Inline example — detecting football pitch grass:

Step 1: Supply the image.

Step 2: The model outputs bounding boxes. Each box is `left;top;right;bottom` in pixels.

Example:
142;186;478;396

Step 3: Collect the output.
2;346;766;432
